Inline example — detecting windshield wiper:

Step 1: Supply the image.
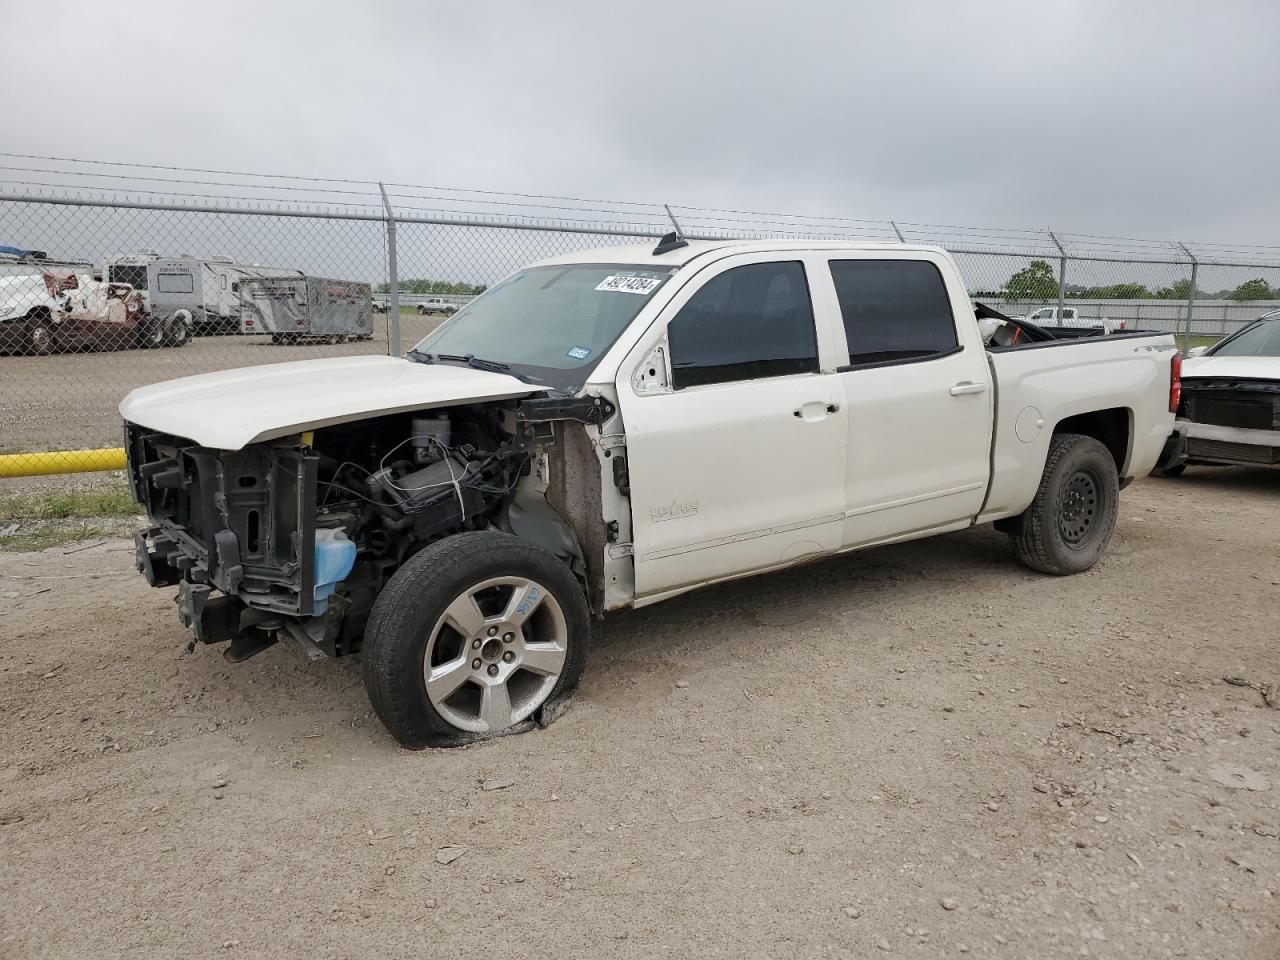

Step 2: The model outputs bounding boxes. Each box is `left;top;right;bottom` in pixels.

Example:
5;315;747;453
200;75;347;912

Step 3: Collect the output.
406;349;543;384
453;353;510;372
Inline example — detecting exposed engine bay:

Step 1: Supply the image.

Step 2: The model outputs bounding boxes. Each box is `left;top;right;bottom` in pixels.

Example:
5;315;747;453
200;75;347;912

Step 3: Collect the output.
127;398;609;663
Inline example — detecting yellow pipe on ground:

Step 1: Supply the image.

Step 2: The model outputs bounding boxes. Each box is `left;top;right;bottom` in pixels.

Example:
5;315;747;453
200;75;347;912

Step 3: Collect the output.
0;447;127;478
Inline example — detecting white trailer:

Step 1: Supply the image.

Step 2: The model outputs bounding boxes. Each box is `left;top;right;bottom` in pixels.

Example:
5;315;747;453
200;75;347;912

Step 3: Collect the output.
105;251;304;333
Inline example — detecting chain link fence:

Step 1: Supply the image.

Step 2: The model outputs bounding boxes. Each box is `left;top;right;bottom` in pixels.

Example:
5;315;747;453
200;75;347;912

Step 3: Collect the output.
2;181;1279;479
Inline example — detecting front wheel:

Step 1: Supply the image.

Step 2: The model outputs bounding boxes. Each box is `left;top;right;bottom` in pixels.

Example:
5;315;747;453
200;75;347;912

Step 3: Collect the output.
361;532;590;749
1008;433;1119;576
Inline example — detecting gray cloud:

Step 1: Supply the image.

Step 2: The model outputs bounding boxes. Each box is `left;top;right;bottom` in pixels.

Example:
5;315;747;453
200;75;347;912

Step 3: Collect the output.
1;0;1277;248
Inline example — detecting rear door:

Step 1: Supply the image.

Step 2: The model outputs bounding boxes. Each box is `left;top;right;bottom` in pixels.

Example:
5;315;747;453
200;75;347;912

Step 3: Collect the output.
617;253;848;597
815;254;993;546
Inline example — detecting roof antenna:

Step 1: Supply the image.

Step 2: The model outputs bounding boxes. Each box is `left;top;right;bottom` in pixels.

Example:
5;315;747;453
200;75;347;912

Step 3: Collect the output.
653;204;689;256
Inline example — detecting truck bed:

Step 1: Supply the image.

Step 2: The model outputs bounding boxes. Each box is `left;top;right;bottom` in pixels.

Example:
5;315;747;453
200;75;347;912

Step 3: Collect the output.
980;329;1178;523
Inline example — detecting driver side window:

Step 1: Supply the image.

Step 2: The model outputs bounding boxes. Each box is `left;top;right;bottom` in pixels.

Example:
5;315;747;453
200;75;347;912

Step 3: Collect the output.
667;261;819;390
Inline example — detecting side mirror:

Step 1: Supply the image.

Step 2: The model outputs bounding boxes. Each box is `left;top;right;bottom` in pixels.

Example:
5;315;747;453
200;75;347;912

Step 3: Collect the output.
1187;345;1209;358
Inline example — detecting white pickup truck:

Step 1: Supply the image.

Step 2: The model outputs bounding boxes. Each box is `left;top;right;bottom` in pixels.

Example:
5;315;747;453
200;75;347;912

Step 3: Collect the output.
121;238;1180;748
1022;306;1122;334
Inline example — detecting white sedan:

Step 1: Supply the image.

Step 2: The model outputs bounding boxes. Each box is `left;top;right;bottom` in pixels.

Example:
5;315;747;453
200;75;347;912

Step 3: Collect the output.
1160;310;1280;474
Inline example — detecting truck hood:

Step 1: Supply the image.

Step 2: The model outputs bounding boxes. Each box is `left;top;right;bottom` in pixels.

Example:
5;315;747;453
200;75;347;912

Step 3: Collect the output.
1182;355;1280;382
120;355;540;449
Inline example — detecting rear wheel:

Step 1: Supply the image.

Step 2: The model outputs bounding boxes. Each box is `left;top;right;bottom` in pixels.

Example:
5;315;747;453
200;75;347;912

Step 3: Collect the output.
27;319;54;355
1153;463;1186;478
1008;433;1119;575
142;315;167;349
164;311;191;347
362;532;590;749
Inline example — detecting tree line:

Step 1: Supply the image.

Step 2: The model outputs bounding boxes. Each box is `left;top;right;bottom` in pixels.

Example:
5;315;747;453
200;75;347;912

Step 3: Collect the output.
992;260;1280;302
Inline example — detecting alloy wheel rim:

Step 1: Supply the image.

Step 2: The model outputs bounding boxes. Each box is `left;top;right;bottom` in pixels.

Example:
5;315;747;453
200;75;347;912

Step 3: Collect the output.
422;576;567;733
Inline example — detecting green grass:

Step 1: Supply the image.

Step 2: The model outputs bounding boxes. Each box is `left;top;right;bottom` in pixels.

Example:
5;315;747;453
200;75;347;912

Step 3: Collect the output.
0;482;140;552
0;484;139;521
0;520;128;553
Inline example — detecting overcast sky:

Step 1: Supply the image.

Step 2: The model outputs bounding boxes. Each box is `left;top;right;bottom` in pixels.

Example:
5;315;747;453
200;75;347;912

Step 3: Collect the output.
2;0;1278;251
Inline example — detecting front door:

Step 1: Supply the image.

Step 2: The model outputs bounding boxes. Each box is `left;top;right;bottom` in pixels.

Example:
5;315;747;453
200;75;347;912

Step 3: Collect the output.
619;257;848;597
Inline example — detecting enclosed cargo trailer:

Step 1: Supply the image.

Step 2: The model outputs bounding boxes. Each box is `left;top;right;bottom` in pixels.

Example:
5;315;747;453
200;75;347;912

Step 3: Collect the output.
238;276;374;343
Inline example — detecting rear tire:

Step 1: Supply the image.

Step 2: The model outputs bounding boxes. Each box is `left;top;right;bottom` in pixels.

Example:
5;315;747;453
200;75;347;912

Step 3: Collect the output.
27;319;54;355
164;311;191;348
141;315;166;349
1008;433;1119;576
1153;463;1186;478
362;532;590;749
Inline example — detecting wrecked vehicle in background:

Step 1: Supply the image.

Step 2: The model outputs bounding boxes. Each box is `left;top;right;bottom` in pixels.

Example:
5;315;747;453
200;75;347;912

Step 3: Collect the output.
121;238;1179;749
0;269;189;355
1156;309;1280;474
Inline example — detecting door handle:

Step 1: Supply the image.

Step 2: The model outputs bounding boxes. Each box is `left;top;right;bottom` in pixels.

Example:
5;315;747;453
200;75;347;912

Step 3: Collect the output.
949;381;987;397
793;401;838;420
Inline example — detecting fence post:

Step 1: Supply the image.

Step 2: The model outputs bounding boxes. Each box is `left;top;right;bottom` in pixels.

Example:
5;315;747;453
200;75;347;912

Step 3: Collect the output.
1048;231;1067;318
1176;242;1197;352
378;182;400;357
890;221;905;243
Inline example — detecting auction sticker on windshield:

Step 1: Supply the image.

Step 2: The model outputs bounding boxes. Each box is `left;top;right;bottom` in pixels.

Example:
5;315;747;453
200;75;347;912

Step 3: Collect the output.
596;274;662;295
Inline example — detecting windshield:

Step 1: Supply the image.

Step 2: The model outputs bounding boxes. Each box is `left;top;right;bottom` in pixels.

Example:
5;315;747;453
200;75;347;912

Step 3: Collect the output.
410;264;676;387
1211;317;1280;358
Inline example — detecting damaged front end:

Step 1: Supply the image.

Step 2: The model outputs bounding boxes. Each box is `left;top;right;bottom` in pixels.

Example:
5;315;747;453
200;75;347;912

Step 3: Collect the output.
1179;378;1280;465
126;402;537;663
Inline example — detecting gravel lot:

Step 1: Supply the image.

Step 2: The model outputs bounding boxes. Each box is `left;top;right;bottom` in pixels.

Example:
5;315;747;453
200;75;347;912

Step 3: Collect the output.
0;313;442;453
1;469;1278;959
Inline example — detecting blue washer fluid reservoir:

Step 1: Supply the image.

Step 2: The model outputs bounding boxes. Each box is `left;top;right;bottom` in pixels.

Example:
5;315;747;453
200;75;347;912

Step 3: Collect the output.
312;528;357;614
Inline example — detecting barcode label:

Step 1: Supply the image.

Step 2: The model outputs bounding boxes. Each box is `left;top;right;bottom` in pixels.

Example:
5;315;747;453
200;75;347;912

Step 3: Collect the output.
596;275;661;295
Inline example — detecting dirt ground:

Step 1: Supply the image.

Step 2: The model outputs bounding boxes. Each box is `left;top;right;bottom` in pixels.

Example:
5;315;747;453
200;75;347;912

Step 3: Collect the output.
1;468;1277;960
0;312;442;453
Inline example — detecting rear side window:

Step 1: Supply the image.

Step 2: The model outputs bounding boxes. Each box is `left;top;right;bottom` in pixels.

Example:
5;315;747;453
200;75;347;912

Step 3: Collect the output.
829;260;958;367
157;272;195;295
668;261;819;389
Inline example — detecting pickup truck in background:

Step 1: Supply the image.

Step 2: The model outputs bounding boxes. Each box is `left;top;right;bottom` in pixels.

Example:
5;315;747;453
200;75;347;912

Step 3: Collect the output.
121;239;1179;748
417;297;460;316
1022;306;1123;335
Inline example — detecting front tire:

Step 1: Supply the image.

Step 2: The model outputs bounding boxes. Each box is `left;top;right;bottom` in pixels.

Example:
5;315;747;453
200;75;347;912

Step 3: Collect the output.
1008;433;1120;576
361;532;590;749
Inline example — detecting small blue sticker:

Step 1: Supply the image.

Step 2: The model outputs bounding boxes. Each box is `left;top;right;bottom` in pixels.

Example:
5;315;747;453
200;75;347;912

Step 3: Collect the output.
566;345;592;360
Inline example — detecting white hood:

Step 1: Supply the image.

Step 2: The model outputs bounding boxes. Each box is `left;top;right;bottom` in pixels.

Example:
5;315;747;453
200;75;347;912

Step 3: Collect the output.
120;355;538;449
1182;354;1280;382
